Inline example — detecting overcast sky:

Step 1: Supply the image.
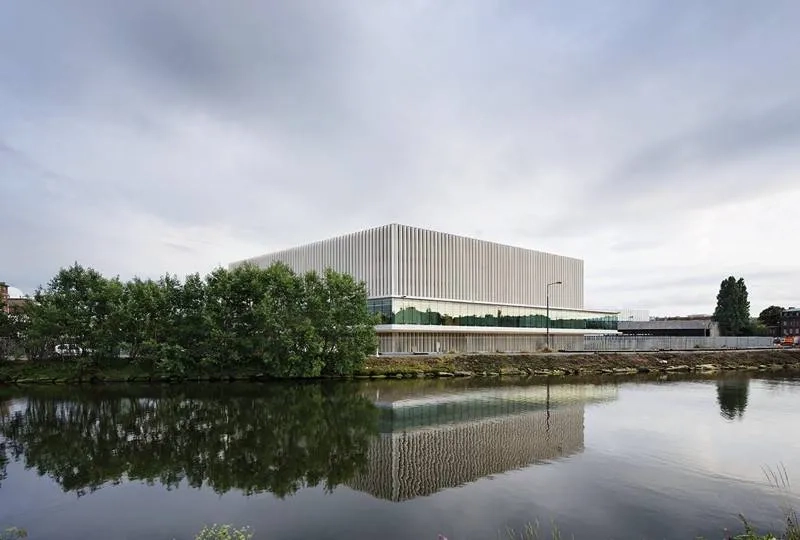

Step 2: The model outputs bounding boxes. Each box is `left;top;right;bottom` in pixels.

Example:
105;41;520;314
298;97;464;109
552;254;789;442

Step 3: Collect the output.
1;1;799;316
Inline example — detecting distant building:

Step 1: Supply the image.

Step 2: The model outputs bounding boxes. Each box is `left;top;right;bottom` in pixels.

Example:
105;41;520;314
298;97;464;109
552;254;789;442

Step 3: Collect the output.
618;317;719;337
231;224;618;353
0;282;8;313
782;308;800;336
613;308;650;322
0;282;29;315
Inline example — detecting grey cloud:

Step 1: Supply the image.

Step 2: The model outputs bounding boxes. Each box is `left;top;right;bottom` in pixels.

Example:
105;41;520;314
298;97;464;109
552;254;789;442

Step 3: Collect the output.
2;0;800;312
594;270;800;294
610;103;800;193
531;101;800;239
593;275;721;294
162;241;197;255
607;238;657;253
616;293;716;314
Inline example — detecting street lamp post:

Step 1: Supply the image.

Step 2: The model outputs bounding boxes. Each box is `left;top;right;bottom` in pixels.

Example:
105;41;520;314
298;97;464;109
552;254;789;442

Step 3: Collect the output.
546;281;563;350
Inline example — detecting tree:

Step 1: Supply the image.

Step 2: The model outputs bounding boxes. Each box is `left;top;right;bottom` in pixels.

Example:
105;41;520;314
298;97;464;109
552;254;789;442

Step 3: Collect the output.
118;277;166;361
10;262;376;376
25;264;123;362
758;305;784;328
0;303;29;362
713;276;750;336
315;269;378;375
0;297;11;361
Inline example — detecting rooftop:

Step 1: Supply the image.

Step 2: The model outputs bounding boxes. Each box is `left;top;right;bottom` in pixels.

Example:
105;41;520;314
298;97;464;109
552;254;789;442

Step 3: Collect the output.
235;223;583;266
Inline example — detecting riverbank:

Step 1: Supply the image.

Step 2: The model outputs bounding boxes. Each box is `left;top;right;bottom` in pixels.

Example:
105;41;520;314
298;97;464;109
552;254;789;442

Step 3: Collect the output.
1;349;799;385
360;348;800;378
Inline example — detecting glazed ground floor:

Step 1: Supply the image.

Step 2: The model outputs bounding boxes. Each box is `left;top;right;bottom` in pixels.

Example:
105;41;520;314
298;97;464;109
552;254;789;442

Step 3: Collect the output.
374;325;617;353
368;297;618;331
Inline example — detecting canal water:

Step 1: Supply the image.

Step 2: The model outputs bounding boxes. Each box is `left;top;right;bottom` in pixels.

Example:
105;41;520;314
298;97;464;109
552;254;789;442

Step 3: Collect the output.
1;375;799;540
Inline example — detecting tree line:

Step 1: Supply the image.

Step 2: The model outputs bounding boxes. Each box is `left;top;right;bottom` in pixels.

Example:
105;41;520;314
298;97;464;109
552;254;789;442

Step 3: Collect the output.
0;263;378;377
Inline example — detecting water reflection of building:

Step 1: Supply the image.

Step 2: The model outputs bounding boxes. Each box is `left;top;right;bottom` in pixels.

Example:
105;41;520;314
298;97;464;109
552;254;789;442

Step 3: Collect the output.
348;384;617;501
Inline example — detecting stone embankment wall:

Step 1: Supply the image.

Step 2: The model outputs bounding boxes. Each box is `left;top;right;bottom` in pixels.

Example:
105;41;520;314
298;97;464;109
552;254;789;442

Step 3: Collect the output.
359;349;800;379
2;349;799;384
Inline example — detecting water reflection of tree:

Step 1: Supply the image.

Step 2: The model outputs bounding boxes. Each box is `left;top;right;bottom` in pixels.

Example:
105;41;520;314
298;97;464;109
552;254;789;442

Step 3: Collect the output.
0;399;8;485
717;378;750;420
0;441;7;486
0;384;378;497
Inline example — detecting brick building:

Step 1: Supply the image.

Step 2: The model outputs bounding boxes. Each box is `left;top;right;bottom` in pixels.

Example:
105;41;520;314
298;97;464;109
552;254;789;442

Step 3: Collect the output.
0;282;29;315
782;308;800;337
0;282;9;314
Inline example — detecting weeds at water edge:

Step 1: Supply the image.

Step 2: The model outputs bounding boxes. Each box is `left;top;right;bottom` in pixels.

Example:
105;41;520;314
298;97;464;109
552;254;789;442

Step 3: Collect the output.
194;524;253;540
501;521;566;540
717;465;800;540
761;464;800;540
0;529;26;540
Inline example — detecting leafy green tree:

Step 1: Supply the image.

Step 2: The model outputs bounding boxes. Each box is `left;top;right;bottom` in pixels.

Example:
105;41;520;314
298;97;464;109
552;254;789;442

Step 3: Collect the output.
13;262;377;376
758;305;784;329
168;272;210;371
713;276;751;336
119;277;165;361
740;320;771;337
204;264;286;373
0;298;12;361
316;269;378;375
257;263;324;377
25;264;124;361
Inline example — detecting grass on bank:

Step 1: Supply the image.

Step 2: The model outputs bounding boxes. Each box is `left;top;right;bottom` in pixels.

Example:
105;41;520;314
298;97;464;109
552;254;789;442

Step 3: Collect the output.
0;357;299;384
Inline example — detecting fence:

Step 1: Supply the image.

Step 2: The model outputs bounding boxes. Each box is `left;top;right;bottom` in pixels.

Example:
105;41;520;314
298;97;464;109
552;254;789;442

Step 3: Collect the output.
578;335;775;352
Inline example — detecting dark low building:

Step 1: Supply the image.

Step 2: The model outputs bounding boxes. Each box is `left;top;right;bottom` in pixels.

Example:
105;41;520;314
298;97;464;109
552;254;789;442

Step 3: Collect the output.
618;318;719;337
782;308;800;336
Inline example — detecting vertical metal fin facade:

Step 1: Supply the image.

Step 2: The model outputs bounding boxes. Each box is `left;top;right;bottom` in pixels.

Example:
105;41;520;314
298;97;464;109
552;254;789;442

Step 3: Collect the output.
231;223;584;309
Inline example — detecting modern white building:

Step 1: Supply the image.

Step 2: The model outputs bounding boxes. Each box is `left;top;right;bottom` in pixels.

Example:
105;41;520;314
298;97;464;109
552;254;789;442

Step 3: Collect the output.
230;224;618;353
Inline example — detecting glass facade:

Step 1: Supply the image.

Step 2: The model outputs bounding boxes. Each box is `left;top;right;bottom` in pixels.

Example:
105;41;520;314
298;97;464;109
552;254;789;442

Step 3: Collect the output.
367;297;617;331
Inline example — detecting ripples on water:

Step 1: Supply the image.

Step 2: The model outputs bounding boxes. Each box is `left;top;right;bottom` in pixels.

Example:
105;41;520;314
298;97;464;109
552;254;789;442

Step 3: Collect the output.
1;375;799;540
